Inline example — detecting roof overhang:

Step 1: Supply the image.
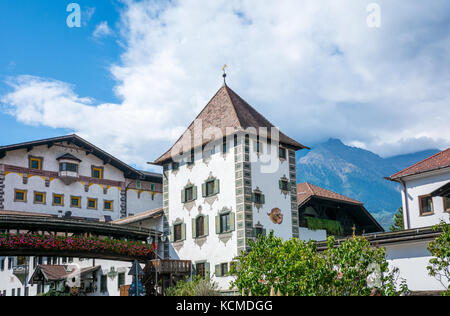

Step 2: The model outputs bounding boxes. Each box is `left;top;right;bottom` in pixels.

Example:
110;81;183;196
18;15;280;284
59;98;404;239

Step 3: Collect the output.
430;181;450;198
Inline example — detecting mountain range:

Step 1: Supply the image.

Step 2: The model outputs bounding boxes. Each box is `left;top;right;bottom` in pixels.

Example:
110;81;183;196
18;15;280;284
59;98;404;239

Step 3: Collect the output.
296;138;440;230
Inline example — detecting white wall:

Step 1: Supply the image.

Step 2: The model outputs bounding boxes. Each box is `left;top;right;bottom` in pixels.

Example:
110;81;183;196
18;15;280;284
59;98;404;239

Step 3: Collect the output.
401;170;450;229
167;139;238;290
385;241;448;292
250;144;293;241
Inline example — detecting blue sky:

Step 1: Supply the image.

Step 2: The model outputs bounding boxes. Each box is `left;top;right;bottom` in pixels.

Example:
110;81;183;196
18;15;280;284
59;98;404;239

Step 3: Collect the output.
1;1;449;170
0;0;122;143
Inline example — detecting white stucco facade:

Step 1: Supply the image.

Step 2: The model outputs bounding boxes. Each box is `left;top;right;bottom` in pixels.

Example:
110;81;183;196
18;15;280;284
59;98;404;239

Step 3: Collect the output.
386;241;448;292
400;169;450;229
164;133;302;291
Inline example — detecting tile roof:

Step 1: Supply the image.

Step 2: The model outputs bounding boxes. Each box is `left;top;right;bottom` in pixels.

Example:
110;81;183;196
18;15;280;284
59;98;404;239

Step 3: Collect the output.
112;208;163;225
31;265;101;282
297;182;363;207
388;148;450;181
154;85;308;164
0;134;162;182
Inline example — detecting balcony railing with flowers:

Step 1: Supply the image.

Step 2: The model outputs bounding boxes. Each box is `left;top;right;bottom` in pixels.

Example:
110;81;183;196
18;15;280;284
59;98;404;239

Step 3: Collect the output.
0;233;155;260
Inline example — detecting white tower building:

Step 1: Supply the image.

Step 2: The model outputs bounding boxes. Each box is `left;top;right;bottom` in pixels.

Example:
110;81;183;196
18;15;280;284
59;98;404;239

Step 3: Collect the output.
153;84;308;290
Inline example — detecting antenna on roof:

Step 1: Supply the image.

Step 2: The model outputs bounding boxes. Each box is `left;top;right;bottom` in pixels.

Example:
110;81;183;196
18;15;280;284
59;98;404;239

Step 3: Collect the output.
222;64;227;85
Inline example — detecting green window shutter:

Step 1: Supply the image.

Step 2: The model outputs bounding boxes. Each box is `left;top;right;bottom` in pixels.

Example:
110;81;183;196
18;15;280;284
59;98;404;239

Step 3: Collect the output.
252;193;256;203
215;264;222;277
181;189;185;203
261;194;265;204
214;179;220;194
205;262;210;278
193;186;197;200
253;140;258;152
230;212;235;232
181;223;186;241
192;264;197;277
192;218;197;238
202;183;207;197
204;215;209;236
263;228;267;236
215;215;220;234
170;226;174;242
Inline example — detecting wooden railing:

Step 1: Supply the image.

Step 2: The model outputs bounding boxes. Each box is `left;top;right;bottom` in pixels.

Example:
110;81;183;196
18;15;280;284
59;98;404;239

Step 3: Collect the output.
145;259;191;274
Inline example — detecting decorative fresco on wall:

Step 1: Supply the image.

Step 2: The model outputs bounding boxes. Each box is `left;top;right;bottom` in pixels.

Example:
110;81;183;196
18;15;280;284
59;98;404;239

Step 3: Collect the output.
268;208;284;225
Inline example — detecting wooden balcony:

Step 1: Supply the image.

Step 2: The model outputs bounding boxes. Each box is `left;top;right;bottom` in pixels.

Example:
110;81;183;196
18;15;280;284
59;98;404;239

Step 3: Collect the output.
144;259;191;275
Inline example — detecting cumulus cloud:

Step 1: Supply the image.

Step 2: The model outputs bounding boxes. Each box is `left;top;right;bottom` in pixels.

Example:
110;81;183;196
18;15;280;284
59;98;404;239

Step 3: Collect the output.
93;21;113;39
2;0;450;169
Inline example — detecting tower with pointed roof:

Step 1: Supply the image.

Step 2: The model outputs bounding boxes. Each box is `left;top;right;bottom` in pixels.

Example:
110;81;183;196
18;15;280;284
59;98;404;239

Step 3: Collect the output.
154;82;308;290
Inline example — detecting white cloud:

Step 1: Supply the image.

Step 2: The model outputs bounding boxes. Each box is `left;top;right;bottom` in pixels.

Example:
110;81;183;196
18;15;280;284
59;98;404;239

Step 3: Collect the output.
93;21;113;39
2;0;450;169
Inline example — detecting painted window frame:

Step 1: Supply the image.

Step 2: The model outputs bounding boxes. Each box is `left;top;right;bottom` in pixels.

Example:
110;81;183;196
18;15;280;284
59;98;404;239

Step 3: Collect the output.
104;200;113;211
14;189;27;203
418;195;434;216
91;166;104;179
215;262;229;277
28;156;43;170
70;196;82;208
52;194;64;206
87;198;98;210
33;191;46;205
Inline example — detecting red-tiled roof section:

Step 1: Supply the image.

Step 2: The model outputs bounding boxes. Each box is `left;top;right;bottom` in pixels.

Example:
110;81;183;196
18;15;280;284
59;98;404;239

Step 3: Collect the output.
38;265;71;281
297;182;363;207
154;85;308;164
389;148;450;180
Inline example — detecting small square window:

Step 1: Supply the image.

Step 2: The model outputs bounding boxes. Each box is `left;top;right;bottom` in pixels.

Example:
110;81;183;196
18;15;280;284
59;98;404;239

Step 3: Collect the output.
253;193;262;204
29;157;42;170
87;198;98;210
34;192;46;204
172;162;180;171
280;180;289;191
71;196;81;208
92;167;103;179
14;190;27;202
53;194;64;206
104;201;113;211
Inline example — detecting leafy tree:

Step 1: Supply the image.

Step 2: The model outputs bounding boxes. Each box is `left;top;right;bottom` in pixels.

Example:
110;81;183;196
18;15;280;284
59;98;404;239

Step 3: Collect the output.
230;232;408;296
166;276;219;296
427;221;450;296
390;207;404;231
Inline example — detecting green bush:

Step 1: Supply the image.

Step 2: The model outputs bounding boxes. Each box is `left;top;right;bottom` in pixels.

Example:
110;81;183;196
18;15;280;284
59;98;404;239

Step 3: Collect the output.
230;232;408;296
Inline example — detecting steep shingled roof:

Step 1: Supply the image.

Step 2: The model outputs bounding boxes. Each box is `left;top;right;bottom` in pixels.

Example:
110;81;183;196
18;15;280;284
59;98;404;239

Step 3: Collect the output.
387;148;450;181
154;85;308;164
297;182;363;207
